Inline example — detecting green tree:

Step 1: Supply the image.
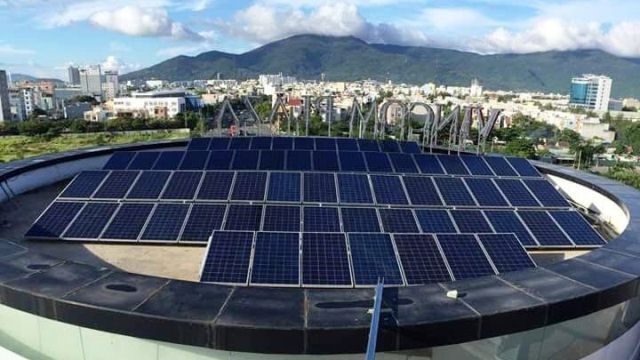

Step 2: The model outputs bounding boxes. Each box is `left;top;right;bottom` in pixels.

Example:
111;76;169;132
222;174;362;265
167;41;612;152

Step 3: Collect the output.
570;140;605;169
504;138;536;159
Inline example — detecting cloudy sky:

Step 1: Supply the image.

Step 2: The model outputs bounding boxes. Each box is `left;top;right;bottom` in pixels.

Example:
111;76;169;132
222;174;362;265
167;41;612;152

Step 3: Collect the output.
1;0;640;79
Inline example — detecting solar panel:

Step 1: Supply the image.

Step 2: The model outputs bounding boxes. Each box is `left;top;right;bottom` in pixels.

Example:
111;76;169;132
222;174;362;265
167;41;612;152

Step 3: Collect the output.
413;154;445;175
388;153;419;173
103;151;136;170
224;205;263;231
294;137;315;150
62;202;119;240
60;171;108;198
126;171;170;199
250;136;273;150
337;174;374;204
340;207;381;233
251;232;300;286
230;172;267;201
262;206;301;232
484;210;538;247
303;206;341;232
357;138;380;152
187;137;211;151
370;175;409;205
464;178;509;207
399;141;421;154
338;151;367;172
92;171;139;199
101;203;154;241
161;171;203;200
229;137;251;150
517;211;573;246
548;211;606;246
140;203;189;242
523;179;569;207
460;156;494;176
208;137;230;150
179;204;226;243
364;152;394;172
179;151;209;170
378;208;419;233
402;176;442;206
201;231;253;284
433;177;476;206
259;150;285;170
477;233;536;273
506;157;541;177
302;233;351;286
436;234;496;280
436;155;470;175
348;233;404;286
286;150;312;171
206;150;234;170
313;150;340;171
393;234;452;284
272;137;294;150
127;151;160;170
267;172;301;202
483;156;518;176
414;209;457;233
450;210;493;233
25;201;85;239
196;172;234;200
153;151;185;170
380;139;401;152
231;150;259;170
336;138;359;151
303;173;337;203
494;179;540;207
315;137;337;150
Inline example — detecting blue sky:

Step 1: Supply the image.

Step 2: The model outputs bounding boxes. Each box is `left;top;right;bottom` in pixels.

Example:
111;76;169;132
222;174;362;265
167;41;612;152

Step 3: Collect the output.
1;0;639;79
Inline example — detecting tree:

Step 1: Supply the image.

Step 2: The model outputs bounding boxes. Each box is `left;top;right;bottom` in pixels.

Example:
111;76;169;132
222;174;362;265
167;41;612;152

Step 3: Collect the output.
504;138;536;159
570;140;605;169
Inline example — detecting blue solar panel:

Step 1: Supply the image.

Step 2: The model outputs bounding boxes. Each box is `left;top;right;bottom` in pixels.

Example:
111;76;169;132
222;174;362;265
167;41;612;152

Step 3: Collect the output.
262;206;301;232
464;178;509;206
337;174;374;204
303;173;337;203
413;154;446;174
126;171;170;199
161;171;202;200
250;136;273;150
224;205;263;231
402;176;442;205
62;202;119;240
153;151;185;170
338;151;367;172
460;156;494;176
388;153;419;173
179;204;226;243
433;177;476;206
494;179;540;207
436;234;496;280
336;138;359;151
231;150;259;170
93;171;139;199
340;207;381;233
197;172;234;200
251;232;300;285
286;150;312;171
208;137;230;150
477;233;536;273
414;209;457;233
179;151;209;170
60;171;108;198
267;172;301;202
231;172;267;201
523;179;569;207
25;201;85;239
259;150;285;170
370;175;409;205
103;152;135;170
393;234;452;284
201;231;253;284
357;138;380;152
304;207;341;232
349;233;403;286
517;211;573;246
313;150;340;171
302;233;351;286
187;138;211;151
315;137;337;150
128;152;160;170
206;150;234;170
450;210;493;233
364;152;394;172
101;203;154;240
484;210;538;247
380;139;401;152
436;155;470;175
483;156;517;176
229;137;251;149
294;137;315;150
399;141;421;154
379;208;419;233
272;137;294;150
506;157;541;177
549;211;606;246
140;203;189;242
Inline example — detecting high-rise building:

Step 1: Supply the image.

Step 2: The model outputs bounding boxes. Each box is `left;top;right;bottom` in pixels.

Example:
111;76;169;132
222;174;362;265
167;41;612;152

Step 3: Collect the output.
68;66;80;85
0;70;11;122
569;74;612;112
103;70;119;100
79;65;102;98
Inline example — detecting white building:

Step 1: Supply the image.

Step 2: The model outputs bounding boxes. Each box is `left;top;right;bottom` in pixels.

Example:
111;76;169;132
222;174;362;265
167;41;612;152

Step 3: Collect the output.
259;74;297;96
103;70;119;100
113;89;202;119
8;89;25;121
470;79;483;98
80;65;102;98
0;70;10;122
569;74;612;112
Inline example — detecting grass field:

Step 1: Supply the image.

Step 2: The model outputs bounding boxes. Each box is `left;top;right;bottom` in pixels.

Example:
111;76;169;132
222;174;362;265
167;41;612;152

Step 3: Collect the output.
0;130;189;163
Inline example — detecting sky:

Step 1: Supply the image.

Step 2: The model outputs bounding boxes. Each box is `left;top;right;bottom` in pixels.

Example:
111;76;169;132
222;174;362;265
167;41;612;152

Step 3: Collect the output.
1;0;640;79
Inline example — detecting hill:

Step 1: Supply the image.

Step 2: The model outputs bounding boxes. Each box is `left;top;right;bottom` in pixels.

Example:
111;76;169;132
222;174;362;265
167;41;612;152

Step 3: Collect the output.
10;73;64;84
122;35;640;98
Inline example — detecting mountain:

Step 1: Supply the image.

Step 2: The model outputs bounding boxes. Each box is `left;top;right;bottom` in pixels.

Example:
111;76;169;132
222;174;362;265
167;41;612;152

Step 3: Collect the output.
122;35;640;98
10;73;64;84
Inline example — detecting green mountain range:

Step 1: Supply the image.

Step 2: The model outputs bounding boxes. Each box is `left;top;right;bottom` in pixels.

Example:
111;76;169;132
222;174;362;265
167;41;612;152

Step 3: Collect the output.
122;35;640;98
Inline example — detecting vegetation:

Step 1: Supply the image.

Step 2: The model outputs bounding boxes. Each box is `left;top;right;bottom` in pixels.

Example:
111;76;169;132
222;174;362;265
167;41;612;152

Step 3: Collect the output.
600;163;640;189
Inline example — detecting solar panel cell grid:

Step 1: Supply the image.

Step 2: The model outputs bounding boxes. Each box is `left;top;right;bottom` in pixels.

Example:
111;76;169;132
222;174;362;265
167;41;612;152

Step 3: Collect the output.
251;232;300;285
267;172;301;202
140;203;190;242
477;233;536;273
494;179;540;207
450;210;493;233
370;175;409;205
549;211;606;246
224;205;263;231
433;177;476;206
464;178;509;207
402;176;442;206
380;139;401;153
272;137;294;150
340;207;381;233
201;231;253;284
357;138;380;152
103;152;136;170
60;171;108;199
229;137;251;150
506;157;541;177
337;174;374;204
101;203;154;240
484;210;537;246
399;141;421;154
286;150;312;171
388;153;419;173
161;171;203;200
196;172;234;200
179;204;226;243
231;150;260;170
338;151;367;172
436;234;496;280
126;171;170;199
348;233;404;286
436;155;470;175
302;233;352;286
378;208;419;233
364;152;394;173
262;206;301;232
414;209;457;233
93;171;139;199
25;201;85;239
303;173;337;203
483;156;518;176
259;150;286;170
517;211;573;246
294;137;315;150
315;137;337;150
208;137;230;150
303;206;341;232
127;152;160;170
313;151;340;171
523;180;569;207
187;138;211;151
336;138;359;151
393;234;452;284
231;171;267;201
460;156;494;176
63;202;119;240
153;151;185;170
179;151;209;170
250;136;273;150
413;154;445;175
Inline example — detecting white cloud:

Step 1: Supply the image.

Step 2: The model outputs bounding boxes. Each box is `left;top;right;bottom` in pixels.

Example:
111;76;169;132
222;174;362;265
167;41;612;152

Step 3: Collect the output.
0;43;34;55
101;55;142;74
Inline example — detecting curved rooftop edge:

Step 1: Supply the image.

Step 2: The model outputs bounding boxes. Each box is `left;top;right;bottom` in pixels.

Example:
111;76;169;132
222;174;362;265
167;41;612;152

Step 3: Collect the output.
0;142;639;355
